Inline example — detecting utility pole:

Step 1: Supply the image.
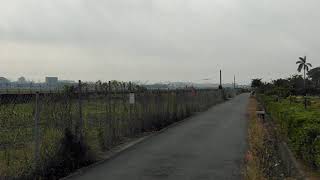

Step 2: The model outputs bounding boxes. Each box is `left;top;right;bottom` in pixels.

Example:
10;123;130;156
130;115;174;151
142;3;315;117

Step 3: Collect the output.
219;70;223;89
234;75;236;89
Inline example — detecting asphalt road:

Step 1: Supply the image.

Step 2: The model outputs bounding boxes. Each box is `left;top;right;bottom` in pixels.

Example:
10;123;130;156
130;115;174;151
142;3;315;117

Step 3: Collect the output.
72;93;249;180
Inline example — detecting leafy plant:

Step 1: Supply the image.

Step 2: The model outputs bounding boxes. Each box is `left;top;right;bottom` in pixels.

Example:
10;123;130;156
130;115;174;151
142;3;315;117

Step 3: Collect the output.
260;95;320;168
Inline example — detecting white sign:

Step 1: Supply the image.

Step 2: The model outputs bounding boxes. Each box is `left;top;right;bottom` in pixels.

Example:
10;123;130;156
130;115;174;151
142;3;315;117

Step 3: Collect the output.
129;93;135;104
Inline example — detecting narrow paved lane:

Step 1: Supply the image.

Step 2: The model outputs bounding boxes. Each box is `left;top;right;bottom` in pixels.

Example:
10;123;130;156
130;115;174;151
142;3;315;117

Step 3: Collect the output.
72;94;249;180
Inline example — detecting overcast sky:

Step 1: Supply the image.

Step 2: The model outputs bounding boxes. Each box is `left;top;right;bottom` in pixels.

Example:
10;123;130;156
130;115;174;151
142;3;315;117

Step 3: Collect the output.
0;0;319;84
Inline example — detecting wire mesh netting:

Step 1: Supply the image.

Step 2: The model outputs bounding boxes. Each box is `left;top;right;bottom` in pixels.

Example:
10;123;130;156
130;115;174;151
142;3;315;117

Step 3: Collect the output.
0;81;232;178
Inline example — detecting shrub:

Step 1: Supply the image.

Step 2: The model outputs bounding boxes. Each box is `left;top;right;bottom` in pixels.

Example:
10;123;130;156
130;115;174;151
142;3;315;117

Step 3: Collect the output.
37;128;95;178
260;95;320;168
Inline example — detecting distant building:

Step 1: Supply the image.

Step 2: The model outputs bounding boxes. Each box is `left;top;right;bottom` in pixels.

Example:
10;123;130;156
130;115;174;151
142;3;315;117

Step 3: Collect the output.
45;77;58;85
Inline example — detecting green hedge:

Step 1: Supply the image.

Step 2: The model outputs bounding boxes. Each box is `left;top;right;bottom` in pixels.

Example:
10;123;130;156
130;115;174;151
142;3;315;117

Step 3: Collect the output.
260;95;320;168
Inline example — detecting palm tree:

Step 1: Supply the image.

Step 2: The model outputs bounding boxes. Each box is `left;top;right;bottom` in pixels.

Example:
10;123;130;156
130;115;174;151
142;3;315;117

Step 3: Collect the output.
296;56;312;108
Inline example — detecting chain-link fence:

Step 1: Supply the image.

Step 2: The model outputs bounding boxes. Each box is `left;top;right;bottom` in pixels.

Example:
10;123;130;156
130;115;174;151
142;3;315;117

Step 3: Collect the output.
0;81;232;179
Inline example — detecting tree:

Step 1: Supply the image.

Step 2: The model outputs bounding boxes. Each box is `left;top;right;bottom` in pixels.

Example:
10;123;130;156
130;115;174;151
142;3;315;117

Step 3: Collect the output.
273;78;290;88
271;78;291;97
297;56;312;90
17;76;27;83
308;67;320;87
251;79;263;88
296;56;312;108
288;75;304;95
95;80;102;92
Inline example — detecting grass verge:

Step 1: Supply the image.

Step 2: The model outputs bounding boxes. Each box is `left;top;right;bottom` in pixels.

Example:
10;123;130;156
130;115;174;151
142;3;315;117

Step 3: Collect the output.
244;96;266;179
244;96;289;179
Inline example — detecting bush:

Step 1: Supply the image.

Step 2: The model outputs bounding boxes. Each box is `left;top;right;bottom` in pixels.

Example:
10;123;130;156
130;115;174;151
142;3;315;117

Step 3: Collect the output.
260;95;320;168
37;128;95;178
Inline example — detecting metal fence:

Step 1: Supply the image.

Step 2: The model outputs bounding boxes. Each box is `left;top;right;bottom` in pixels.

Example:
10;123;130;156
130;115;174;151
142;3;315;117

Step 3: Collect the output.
0;81;228;178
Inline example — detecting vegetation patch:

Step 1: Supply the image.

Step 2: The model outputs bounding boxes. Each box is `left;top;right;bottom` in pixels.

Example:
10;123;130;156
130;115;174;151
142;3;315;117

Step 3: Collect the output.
259;95;320;169
244;96;289;179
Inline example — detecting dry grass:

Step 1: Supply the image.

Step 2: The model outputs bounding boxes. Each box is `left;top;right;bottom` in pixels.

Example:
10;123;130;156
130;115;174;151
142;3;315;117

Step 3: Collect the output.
244;96;267;180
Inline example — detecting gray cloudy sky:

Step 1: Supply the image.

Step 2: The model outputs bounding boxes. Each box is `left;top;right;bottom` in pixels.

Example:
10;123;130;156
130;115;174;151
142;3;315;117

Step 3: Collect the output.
0;0;319;84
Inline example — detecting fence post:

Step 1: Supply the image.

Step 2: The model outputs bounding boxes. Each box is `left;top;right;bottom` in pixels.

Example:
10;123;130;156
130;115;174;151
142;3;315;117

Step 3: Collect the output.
78;80;84;141
108;81;115;144
129;82;133;135
105;81;111;147
34;92;40;170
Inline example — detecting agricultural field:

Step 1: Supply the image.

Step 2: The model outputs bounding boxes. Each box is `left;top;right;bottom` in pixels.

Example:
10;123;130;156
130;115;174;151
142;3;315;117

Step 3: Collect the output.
259;95;320;170
0;89;227;179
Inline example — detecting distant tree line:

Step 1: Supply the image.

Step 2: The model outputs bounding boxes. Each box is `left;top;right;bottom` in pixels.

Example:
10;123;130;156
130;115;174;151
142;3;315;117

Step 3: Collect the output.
252;56;320;97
